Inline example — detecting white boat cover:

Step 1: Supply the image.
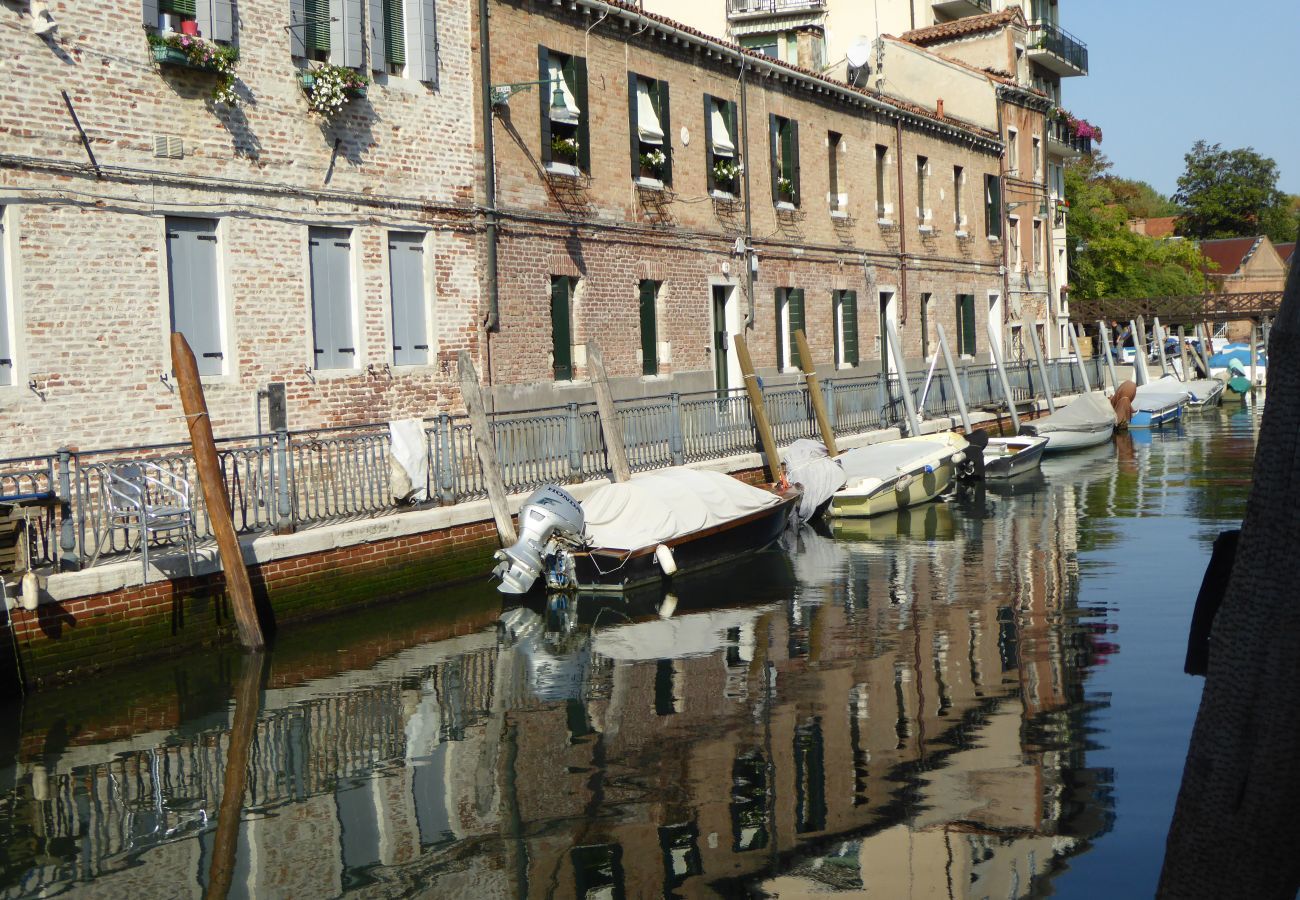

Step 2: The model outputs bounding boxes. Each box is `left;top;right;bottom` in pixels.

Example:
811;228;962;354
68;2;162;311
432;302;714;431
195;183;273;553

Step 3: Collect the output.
838;436;960;484
782;439;846;522
388;418;429;502
591;607;766;661
1029;391;1116;434
1181;378;1224;402
582;467;782;551
1134;382;1189;411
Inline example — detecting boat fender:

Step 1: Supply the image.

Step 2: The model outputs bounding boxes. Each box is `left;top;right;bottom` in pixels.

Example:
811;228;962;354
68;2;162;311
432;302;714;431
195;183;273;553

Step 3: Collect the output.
895;473;914;493
20;572;39;611
950;451;965;465
659;593;678;619
654;543;678;576
924;465;934;474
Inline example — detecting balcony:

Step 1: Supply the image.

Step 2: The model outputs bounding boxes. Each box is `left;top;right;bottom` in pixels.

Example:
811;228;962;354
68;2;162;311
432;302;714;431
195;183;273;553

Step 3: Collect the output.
931;0;991;18
1046;118;1091;157
1027;21;1088;76
727;0;825;19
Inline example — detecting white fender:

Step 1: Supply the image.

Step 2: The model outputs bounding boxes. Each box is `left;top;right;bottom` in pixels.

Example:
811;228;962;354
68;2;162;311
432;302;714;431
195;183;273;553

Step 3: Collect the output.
654;543;678;576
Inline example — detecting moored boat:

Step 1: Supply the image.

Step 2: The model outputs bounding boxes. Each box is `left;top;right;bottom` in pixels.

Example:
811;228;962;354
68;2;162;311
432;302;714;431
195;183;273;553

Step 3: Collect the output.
982;434;1049;479
1130;383;1189;429
1018;392;1117;453
826;433;967;518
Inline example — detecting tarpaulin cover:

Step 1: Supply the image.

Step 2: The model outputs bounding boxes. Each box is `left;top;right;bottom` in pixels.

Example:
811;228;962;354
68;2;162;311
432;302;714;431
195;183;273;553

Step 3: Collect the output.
582;467;782;551
1028;391;1117;434
1134;381;1190;412
388;419;429;502
783;439;847;522
837;435;964;484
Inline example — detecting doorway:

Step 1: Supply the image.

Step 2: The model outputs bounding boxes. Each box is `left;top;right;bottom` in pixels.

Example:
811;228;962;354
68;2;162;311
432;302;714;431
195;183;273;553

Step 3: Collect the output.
878;290;897;375
712;284;741;394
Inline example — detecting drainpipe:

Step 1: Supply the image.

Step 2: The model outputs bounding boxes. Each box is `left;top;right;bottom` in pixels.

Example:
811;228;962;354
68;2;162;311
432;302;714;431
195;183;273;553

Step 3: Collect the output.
996;98;1010;358
894;118;908;373
741;62;755;328
479;0;501;333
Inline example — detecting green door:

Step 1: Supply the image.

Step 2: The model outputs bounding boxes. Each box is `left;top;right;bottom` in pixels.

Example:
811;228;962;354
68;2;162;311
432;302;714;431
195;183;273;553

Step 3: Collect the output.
713;285;729;394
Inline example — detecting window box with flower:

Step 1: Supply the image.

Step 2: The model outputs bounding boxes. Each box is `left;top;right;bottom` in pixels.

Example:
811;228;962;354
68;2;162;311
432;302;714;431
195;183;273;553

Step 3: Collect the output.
147;32;240;106
712;158;740;197
300;65;370;117
638;148;667;181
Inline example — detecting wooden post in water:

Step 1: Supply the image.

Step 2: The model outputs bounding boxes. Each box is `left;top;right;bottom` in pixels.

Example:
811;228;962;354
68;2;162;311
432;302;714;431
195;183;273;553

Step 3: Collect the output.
732;334;782;484
885;319;922;436
1178;325;1193;381
457;351;517;546
1025;321;1056;414
986;318;1021;432
1152;317;1170;378
1098;320;1120;392
586;342;632;482
1068;323;1092;393
1194;324;1213;376
935;324;972;432
171;333;264;651
1132;317;1151;385
206;651;267;900
793;330;838;457
1249;322;1259;393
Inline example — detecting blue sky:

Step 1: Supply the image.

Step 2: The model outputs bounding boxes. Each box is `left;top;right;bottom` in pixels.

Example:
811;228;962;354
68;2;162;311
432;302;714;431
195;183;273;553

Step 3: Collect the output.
1066;0;1298;198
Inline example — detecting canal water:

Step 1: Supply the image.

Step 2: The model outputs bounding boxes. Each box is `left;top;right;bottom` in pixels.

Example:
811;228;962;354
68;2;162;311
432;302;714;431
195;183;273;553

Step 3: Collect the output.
0;404;1263;898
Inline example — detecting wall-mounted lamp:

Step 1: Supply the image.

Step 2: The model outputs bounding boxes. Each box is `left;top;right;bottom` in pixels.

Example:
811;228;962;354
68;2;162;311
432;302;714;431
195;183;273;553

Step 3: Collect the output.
491;77;566;110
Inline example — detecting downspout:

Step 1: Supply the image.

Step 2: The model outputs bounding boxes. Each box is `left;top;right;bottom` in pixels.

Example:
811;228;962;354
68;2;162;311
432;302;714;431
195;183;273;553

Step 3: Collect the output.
894;118;908;371
741;62;755;327
479;0;501;333
996;97;1010;359
1041;109;1057;357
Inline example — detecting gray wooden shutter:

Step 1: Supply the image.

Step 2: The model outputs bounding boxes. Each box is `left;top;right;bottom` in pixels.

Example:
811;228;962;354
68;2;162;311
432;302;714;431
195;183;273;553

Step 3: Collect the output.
658;80;672;186
842;291;858;367
409;0;438;84
166;218;224;377
331;0;363;67
572;55;589;172
309;228;355;370
289;0;307;56
196;0;213;38
369;0;386;71
788;289;804;369
703;96;715;192
769;114;780;203
0;216;10;386
143;0;159;28
628;73;641;179
538;47;552;166
389;232;428;366
639;280;657;376
774;288;785;370
196;0;234;42
790;119;801;207
551;277;572;380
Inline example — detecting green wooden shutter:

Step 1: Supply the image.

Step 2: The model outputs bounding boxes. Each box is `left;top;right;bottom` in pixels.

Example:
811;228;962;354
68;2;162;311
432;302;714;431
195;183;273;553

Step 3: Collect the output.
842;291;858;367
305;0;330;53
960;294;977;356
572;55;590;172
769;114;780;203
384;0;406;65
788;289;805;370
538;47;552;166
657;80;672;186
985;175;1001;238
789;119;801;207
639;280;658;376
774;288;785;370
703;96;716;192
551;276;572;380
628;72;641;179
161;0;196;16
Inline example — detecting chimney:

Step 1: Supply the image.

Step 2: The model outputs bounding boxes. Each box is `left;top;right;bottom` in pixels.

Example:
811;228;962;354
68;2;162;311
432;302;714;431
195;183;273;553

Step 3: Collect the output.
936;98;945;118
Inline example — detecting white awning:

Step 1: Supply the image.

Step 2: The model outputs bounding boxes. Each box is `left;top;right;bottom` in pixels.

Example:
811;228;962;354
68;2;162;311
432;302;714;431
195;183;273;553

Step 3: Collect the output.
548;58;581;124
636;79;664;145
710;102;735;156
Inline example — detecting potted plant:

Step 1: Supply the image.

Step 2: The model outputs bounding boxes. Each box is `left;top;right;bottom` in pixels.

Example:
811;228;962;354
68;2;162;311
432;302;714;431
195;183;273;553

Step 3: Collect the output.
776;175;794;203
638;148;666;180
551;136;580;165
300;64;370;117
147;32;240;105
712;158;740;194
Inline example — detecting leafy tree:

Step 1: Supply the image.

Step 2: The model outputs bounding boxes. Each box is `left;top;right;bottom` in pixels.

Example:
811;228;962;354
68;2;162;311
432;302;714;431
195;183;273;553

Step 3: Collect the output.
1066;157;1211;299
1105;177;1178;219
1173;141;1298;243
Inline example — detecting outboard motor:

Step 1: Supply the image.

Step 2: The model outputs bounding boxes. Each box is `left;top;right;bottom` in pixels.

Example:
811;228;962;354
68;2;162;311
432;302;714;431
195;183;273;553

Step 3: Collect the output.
493;485;585;595
959;428;989;480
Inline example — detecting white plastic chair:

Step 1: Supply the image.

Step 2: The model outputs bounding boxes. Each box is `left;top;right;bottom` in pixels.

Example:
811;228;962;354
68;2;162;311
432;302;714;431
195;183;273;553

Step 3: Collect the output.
102;462;197;582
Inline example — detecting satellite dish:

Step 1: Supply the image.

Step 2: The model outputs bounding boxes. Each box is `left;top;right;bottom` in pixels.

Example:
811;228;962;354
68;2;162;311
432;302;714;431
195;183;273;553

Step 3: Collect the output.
846;39;872;87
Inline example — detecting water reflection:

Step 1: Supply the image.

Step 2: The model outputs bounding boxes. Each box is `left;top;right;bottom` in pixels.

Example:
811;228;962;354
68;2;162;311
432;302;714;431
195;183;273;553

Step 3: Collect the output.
0;410;1261;898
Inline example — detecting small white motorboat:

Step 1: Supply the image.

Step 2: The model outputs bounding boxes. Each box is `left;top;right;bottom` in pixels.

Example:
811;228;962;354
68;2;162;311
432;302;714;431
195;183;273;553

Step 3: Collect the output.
982;434;1049;479
827;433;967;518
1131;383;1189;429
1019;392;1117;452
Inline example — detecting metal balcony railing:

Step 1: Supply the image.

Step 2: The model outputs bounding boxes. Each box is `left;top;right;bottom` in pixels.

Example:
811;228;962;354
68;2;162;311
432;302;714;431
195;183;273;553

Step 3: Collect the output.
1047;118;1092;155
1030;21;1088;74
727;0;825;16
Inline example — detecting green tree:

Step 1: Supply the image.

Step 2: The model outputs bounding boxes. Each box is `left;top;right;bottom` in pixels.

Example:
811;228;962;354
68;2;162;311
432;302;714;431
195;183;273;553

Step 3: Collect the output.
1066;156;1211;299
1173;141;1298;243
1105;177;1178;219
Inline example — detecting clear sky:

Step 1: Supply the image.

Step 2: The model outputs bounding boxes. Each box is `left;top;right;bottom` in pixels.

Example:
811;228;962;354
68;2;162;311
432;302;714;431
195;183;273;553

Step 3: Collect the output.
1065;0;1298;198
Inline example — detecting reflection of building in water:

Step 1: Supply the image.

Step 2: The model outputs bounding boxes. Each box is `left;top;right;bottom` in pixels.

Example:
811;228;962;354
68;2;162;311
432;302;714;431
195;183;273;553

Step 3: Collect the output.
0;479;1111;898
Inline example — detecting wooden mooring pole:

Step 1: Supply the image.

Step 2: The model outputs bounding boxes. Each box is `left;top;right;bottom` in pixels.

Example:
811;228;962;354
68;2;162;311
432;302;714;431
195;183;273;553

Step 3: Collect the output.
793;329;838;457
585;342;632;482
732;333;782;484
1178;325;1193;381
171;333;264;651
206;651;267;900
457;351;517;546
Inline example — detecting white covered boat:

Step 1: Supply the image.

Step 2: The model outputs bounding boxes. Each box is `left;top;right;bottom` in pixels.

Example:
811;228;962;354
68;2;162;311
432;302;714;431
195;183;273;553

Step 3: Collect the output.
1131;383;1189;429
1018;392;1117;452
982;434;1049;480
826;433;967;518
1154;373;1224;410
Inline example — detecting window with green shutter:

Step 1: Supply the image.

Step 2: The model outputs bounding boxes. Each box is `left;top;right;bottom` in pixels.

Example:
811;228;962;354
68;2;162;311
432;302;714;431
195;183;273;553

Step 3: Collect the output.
551;276;573;381
384;0;406;67
776;288;804;371
788;289;804;370
160;0;196;16
305;0;331;56
639;280;659;376
956;294;977;356
984;174;1002;238
836;290;858;368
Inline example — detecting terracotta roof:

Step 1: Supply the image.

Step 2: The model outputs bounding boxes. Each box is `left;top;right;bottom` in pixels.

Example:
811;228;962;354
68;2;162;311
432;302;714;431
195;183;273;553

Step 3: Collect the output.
1198;236;1265;275
1278;242;1295;265
900;8;1027;45
1143;216;1177;239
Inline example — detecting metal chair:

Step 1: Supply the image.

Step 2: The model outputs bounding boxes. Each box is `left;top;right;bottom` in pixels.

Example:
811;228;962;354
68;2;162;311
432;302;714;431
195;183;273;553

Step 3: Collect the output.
102;462;197;583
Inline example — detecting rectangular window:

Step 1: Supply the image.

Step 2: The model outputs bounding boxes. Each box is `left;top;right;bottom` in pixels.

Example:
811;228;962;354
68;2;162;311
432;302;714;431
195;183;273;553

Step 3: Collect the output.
308;227;356;370
0;208;11;386
539;47;589;174
301;0;332;61
916;155;930;226
956;294;977;357
1007;128;1019;176
875;145;889;220
953;166;965;231
775;287;804;371
370;0;438;82
629;73;671;185
158;0;197;32
740;35;779;58
827;131;842;213
985;174;1002;238
833;290;858;368
550;275;574;380
1032;136;1042;180
166;217;224;377
705;95;739;196
1033;219;1043;271
639;279;660;376
769;115;800;207
920;292;932;360
1008;215;1021;269
382;0;405;72
388;231;428;366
